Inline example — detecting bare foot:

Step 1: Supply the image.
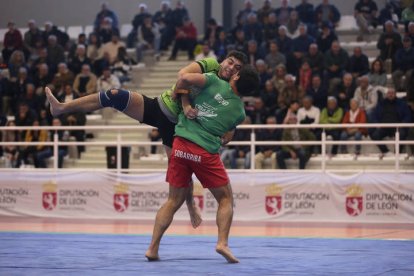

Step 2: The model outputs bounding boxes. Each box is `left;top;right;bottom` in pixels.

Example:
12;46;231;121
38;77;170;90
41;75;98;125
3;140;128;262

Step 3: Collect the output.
145;249;160;262
45;87;63;117
216;245;239;263
187;201;202;228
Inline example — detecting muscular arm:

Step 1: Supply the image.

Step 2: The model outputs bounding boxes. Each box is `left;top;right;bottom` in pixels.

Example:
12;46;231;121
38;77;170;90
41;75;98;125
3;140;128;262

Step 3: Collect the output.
178;62;203;78
175;73;207;90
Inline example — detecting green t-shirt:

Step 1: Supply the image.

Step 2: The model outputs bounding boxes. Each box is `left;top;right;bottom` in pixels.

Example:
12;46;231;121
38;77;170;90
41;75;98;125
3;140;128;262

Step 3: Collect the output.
174;73;246;154
159;58;220;119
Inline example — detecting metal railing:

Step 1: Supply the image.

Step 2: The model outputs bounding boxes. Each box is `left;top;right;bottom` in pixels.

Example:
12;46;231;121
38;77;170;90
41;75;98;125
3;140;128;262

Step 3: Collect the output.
0;123;413;173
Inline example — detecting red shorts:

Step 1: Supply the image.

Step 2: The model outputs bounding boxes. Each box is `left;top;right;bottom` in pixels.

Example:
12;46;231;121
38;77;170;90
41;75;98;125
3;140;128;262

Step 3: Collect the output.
166;137;229;189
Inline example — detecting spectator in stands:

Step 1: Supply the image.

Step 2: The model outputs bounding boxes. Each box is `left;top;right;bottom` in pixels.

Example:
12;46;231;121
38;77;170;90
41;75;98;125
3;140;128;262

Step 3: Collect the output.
20;120;48;166
132;3;152;32
392;36;414;92
46;35;65;74
69;45;92;75
354;0;378;42
43;22;69;49
370;88;411;159
377;21;402;70
86;33;102;62
289;24;315;75
271;64;287;93
277;114;315;169
99;17;120;44
297;95;321;154
320;96;343;157
0;69;11;116
245;40;265;66
96;67;121;91
265;40;286;72
2;22;23;64
30;48;48;76
307;74;327;110
315;0;341;29
286;10;301;39
136;15;161;63
347;46;370;78
324;40;349;94
275;0;293;26
255;116;281;169
280;100;300;125
2;120;20;168
353;75;378;122
257;0;275;25
14;102;37;138
204;18;223;45
94;2;119;32
316;21;338;53
153;1;174;51
246;98;268;123
263;13;279;44
335;73;356;111
213;30;230;62
93;51;111;77
296;0;315;26
33;63;52;93
73;64;97;97
368;59;387;87
8;50;27;79
35;118;68;168
401;2;414;30
101;33;126;64
23;20;44;58
113;47;136;83
10;68;31;111
378;2;399;27
195;41;217;61
275;25;293;56
220;117;252;169
243;13;263;45
304;43;324;76
57;85;86;157
236;0;256;25
229;28;247;53
407;22;414;42
298;61;312;91
340;98;367;157
68;33;87;62
261;80;279;116
168;17;197;61
21;83;43;115
171;1;189;28
255;59;272;92
279;75;305;112
52;63;75;94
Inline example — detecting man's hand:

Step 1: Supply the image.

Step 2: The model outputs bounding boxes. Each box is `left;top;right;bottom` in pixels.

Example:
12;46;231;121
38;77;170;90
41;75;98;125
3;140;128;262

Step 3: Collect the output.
183;105;198;119
290;150;297;159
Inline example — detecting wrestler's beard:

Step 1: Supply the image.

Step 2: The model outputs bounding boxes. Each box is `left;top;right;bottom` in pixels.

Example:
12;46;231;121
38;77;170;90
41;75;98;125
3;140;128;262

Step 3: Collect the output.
218;65;231;81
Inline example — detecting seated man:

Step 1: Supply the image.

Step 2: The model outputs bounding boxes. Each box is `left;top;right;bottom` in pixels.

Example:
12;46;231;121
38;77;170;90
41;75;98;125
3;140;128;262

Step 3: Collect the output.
320;96;344;157
354;0;378;41
277;114;315;169
340;98;367;157
254;116;281;169
146;65;259;263
392;36;414;92
353;75;378;122
370;88;411;159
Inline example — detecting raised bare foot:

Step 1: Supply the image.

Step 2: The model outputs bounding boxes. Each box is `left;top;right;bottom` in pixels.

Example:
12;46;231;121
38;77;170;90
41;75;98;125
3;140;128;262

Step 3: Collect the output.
45;87;63;117
145;249;160;262
187;201;202;228
216;244;239;263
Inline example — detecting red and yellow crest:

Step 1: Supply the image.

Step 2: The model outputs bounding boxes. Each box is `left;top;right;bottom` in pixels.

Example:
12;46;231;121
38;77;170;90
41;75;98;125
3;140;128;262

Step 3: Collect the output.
114;183;129;213
42;182;57;211
265;184;282;215
346;184;363;217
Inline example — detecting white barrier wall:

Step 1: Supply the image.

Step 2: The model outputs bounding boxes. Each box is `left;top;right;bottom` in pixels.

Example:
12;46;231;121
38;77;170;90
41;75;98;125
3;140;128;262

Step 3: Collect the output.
0;171;413;223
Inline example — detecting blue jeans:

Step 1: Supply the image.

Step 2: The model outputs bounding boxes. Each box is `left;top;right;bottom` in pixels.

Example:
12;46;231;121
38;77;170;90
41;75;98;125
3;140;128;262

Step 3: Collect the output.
340;130;363;154
35;148;67;168
220;148;237;169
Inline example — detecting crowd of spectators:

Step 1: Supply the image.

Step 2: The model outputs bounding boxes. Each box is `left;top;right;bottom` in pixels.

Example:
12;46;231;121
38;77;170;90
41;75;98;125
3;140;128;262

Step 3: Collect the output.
1;0;414;170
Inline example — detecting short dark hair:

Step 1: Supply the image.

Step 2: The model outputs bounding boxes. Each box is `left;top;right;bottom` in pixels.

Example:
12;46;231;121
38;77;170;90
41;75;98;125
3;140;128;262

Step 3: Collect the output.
236;65;259;96
226;50;248;65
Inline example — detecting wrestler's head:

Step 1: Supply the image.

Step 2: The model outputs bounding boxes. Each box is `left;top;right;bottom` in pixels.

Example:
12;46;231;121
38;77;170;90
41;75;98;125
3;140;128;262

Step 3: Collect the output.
218;51;247;81
230;64;259;96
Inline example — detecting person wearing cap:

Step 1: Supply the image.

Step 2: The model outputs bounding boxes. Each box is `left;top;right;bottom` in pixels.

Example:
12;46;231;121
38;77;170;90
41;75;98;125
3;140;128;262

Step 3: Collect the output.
392;36;414;92
2;22;23;64
94;2;119;32
320;96;344;157
168;16;197;61
277;114;315;169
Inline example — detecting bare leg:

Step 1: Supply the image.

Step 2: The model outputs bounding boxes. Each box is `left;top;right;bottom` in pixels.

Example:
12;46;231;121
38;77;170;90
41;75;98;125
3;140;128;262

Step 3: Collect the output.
209;184;239;263
164;145;202;228
45;87;145;122
145;185;188;261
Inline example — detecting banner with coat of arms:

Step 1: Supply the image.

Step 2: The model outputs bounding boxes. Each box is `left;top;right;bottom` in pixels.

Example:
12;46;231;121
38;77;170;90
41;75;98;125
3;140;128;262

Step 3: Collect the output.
0;171;413;223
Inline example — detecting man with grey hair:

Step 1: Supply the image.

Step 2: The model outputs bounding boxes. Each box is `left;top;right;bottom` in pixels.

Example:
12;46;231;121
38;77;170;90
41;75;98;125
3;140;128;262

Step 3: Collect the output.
353;75;378;122
276;25;293;55
376;20;402;71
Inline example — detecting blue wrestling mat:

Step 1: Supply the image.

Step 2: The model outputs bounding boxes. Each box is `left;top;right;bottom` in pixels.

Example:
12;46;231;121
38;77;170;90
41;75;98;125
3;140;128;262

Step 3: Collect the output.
1;232;414;275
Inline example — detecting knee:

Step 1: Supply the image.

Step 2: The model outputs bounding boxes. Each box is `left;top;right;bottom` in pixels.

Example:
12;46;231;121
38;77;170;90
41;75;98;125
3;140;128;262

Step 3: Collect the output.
99;89;131;112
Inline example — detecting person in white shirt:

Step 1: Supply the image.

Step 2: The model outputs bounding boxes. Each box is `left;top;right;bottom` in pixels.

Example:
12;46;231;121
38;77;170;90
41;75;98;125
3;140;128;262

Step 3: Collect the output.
195;42;217;61
353;75;378;122
101;33;126;64
96;67;121;91
297;95;321;155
